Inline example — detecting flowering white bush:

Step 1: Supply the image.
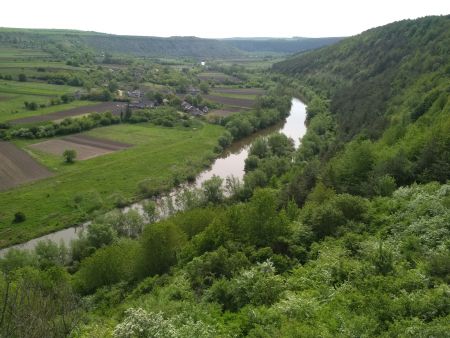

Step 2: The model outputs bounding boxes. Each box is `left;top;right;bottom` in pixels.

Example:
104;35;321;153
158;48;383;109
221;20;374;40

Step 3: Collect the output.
113;307;216;338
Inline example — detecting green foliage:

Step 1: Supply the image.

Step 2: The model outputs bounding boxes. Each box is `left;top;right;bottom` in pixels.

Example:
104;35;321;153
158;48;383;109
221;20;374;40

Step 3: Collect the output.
136;221;187;279
0;266;81;338
201;175;224;204
74;239;139;294
63;149;77;163
274;16;450;141
206;260;285;311
8;111;121;140
13;211;26;223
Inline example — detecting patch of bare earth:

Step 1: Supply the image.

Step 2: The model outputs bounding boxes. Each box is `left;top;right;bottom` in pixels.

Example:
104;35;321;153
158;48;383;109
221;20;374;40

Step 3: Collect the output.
0;141;52;191
205;95;255;108
29;134;131;161
197;73;241;83
213;88;266;95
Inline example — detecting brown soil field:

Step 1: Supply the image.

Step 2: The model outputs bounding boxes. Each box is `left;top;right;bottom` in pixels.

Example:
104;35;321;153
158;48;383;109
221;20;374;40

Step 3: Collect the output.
208;109;238;117
205;95;255;108
197;72;241;83
29;134;131;161
9;102;127;125
213;88;266;95
63;134;131;151
0;141;52;191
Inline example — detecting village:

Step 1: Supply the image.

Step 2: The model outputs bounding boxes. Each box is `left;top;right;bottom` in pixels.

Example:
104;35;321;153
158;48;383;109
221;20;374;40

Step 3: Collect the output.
124;87;209;116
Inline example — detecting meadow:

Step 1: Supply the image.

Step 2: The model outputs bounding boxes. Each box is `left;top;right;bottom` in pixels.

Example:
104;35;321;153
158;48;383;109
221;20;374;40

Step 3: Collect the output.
0;80;94;123
0;122;224;247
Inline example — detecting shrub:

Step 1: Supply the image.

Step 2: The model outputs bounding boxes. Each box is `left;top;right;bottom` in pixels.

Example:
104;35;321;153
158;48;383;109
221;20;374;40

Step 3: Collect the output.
63;149;77;163
13;212;26;223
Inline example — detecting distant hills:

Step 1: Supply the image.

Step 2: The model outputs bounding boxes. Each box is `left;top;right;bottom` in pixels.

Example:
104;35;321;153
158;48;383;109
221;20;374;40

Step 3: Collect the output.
0;28;342;58
223;37;343;54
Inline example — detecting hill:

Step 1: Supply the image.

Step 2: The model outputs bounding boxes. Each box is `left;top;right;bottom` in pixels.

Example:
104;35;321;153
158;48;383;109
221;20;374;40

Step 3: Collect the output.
1;16;449;337
273;15;450;140
0;28;343;59
224;36;343;54
0;28;243;59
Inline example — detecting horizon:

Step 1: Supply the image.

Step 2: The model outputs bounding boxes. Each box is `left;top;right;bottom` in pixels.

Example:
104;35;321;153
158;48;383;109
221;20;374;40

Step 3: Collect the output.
1;0;448;38
0;26;346;39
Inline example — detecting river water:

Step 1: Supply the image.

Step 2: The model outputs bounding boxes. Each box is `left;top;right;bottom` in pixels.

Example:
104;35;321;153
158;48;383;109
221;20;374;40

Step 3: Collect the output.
0;98;307;256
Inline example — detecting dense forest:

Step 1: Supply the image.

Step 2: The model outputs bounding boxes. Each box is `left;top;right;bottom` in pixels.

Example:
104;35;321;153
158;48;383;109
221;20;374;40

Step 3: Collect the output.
0;29;342;58
0;16;449;337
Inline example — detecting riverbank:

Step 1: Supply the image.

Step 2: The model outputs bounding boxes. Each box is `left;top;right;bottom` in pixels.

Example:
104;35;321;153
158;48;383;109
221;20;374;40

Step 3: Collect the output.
0;123;224;249
0;99;307;254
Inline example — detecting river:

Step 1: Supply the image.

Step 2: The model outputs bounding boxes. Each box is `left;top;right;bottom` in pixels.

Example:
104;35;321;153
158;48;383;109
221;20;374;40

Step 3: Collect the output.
0;98;307;256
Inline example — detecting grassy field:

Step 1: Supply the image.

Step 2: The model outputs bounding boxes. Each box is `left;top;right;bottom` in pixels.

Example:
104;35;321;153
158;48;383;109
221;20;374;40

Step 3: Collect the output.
0;80;92;123
197;72;241;83
0;47;51;60
210;90;258;100
0;123;224;247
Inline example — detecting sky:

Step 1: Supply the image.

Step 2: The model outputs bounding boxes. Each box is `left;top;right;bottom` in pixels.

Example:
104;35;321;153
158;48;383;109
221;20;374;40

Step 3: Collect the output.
1;0;449;38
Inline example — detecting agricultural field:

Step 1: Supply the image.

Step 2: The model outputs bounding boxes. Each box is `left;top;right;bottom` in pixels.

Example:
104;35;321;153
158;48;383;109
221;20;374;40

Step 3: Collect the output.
9;101;126;124
0;47;51;60
0;141;52;191
197;71;241;84
0;123;224;247
213;87;266;96
211;57;284;70
206;87;265;115
0;80;92;123
29;134;131;160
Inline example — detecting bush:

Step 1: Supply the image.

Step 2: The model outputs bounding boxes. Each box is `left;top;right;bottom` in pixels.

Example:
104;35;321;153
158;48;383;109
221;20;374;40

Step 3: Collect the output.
13;212;26;223
63;149;77;163
136;221;186;279
74;239;139;294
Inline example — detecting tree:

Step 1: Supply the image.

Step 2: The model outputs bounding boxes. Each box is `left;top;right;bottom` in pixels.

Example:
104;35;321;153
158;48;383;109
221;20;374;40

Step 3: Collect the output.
249;137;269;158
136;221;186;278
63;149;77;163
74;239;139;294
201;175;224;204
267;133;294;157
18;73;27;82
199;82;209;94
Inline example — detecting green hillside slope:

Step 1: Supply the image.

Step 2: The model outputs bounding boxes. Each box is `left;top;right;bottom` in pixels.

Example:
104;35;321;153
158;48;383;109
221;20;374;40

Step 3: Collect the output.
224;36;343;54
1;16;449;338
273;15;450;139
0;28;344;59
0;28;243;58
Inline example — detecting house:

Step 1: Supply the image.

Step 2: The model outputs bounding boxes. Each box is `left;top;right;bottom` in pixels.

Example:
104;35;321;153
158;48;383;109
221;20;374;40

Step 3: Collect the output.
127;90;142;98
181;101;206;116
181;101;192;111
189;108;203;116
128;99;156;109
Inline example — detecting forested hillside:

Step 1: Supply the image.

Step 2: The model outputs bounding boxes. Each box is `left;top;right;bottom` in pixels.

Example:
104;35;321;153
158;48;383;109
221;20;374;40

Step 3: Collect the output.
0;28;243;58
0;28;343;59
223;37;343;54
274;15;450;139
0;16;449;337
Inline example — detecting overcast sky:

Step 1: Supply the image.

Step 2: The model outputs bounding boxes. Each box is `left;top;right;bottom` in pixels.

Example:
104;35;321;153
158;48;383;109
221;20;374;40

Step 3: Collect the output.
1;0;449;38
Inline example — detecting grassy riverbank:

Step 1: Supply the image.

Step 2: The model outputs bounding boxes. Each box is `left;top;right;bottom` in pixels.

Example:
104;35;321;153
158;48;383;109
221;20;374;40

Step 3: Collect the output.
0;122;224;248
